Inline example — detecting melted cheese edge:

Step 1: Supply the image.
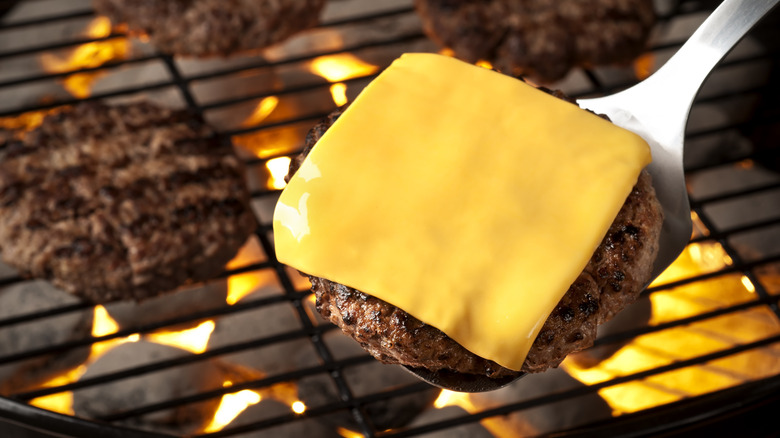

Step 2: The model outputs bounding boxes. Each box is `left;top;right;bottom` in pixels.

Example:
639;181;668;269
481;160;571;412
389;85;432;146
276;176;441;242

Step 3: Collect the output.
274;53;651;371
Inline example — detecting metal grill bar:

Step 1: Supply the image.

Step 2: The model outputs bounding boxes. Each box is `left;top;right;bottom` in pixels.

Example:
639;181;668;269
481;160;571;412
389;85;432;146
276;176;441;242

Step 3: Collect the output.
1;0;780;437
384;334;780;438
645;253;780;293
0;8;92;30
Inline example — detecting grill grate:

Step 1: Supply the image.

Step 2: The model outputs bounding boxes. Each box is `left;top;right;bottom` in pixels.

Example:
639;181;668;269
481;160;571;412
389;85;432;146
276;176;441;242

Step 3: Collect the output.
1;0;780;437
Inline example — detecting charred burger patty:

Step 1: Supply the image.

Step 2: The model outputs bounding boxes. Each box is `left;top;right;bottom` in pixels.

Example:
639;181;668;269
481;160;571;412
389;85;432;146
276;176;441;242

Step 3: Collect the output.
289;97;663;378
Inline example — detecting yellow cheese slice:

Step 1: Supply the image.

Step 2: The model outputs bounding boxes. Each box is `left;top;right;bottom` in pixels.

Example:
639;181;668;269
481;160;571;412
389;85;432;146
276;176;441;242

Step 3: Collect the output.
273;53;651;371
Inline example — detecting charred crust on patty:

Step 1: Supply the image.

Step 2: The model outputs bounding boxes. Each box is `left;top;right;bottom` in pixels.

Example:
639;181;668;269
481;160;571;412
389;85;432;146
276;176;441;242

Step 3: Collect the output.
413;0;655;83
291;90;662;378
0;101;256;303
93;0;326;57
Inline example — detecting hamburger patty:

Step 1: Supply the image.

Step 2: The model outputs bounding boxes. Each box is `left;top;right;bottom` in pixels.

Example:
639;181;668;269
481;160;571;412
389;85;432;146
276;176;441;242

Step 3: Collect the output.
93;0;326;57
414;0;655;83
289;99;663;377
0;101;256;303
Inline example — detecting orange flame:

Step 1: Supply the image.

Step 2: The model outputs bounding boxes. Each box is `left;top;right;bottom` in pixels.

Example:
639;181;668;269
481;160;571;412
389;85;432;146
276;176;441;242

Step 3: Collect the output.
145;320;215;354
203;383;262;433
39;17;128;98
329;83;349;107
308;54;378;106
433;390;521;438
433;389;472;410
225;239;269;305
0;112;45;132
89;305;141;360
29;305;138;414
291;400;306;414
563;238;780;414
476;60;494;69
230;95;301;164
337;428;365;438
266;156;292;190
633;53;655;81
202;380;300;433
242;96;280;127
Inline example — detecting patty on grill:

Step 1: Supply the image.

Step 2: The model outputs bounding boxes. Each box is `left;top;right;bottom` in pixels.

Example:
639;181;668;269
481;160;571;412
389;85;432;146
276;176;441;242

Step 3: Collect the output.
93;0;326;57
414;0;655;83
0;101;256;303
287;95;663;378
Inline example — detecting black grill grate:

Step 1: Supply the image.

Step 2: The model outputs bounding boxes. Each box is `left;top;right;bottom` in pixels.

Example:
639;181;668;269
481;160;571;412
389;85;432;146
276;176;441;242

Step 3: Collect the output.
1;0;780;437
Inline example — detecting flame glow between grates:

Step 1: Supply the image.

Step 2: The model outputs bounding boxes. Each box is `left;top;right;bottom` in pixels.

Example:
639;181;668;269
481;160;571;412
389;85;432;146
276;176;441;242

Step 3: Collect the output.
1;0;779;437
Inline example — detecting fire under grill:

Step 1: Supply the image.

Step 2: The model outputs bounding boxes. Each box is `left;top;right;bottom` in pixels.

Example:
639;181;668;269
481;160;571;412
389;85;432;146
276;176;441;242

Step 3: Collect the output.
1;0;780;437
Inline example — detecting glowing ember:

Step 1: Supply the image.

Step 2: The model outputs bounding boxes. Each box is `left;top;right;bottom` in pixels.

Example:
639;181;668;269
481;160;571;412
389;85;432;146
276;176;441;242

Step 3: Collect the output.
476;60;494;69
309;54;378;83
202;380;300;433
266;156;292;190
633;53;655;81
308;54;378;106
28;368;85;415
563;239;780;414
203;385;262;433
433;390;517;438
39;17;129;98
226;272;265;305
225;239;269;305
434;389;471;410
0;108;63;134
230;96;300;161
736;159;755;170
330;83;349;107
90;305;139;360
145;320;215;354
28;306;138;415
337;427;365;438
291;400;306;414
741;275;756;293
242;96;280;127
656;241;732;285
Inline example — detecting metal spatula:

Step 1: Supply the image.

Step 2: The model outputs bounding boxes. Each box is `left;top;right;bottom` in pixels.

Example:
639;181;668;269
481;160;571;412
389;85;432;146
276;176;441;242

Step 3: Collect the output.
407;0;780;393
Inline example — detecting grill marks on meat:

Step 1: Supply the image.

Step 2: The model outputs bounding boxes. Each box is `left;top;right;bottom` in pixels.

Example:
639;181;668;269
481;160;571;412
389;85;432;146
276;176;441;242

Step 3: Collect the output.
0;101;256;303
413;0;655;83
293;105;663;377
93;0;326;58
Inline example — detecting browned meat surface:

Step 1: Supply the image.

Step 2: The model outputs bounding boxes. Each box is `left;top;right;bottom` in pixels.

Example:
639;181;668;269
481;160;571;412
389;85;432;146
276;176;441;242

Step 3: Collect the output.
93;0;326;57
414;0;655;83
0;101;256;303
286;90;662;377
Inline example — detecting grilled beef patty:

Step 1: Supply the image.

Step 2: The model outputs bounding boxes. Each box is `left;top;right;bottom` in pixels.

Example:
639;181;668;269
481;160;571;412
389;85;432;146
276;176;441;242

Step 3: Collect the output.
414;0;655;83
0;101;255;303
288;94;663;377
93;0;326;57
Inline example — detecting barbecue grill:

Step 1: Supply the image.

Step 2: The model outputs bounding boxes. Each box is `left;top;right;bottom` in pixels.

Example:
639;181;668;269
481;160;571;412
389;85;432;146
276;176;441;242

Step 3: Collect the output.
1;0;779;437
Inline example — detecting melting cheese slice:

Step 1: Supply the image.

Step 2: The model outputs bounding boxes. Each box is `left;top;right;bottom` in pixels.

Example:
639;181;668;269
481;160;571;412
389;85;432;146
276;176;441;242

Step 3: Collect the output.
274;53;651;371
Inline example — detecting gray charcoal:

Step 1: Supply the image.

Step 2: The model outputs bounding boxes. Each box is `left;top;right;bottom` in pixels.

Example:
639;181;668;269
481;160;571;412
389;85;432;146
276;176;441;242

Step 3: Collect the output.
472;368;612;435
0;280;92;394
207;289;319;377
104;279;228;332
224;399;340;438
72;341;227;435
297;331;437;431
0;259;16;280
405;405;493;438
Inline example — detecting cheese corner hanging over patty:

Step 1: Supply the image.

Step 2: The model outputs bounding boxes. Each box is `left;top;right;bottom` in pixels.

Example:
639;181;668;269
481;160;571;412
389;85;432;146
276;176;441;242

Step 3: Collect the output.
273;53;651;371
